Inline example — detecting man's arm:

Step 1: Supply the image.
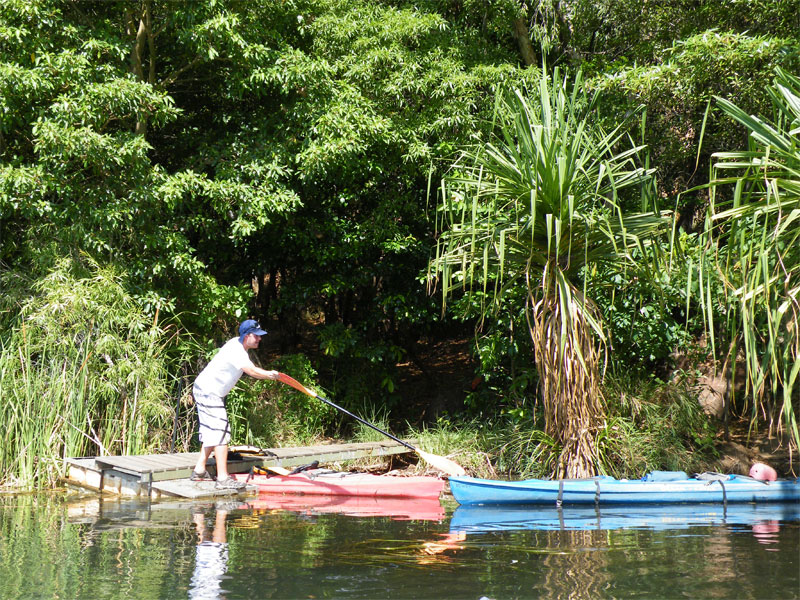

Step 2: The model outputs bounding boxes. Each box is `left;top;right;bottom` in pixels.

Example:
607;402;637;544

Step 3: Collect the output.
242;365;280;380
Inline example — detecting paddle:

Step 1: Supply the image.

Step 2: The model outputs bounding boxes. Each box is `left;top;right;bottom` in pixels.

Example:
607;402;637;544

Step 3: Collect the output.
248;465;291;479
276;372;466;477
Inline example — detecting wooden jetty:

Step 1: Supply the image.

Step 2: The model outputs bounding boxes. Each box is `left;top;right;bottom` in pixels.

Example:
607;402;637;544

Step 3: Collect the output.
65;440;414;499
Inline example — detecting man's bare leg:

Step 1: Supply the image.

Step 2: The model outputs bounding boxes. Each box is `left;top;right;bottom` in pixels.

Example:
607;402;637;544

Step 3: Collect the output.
194;446;214;476
213;445;230;480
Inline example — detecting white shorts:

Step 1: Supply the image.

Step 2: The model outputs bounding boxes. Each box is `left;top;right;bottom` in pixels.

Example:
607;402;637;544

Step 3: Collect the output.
193;388;231;448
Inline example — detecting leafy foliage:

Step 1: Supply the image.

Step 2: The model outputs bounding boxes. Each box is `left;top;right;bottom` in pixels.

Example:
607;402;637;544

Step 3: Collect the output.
590;253;697;376
0;0;293;332
591;31;800;215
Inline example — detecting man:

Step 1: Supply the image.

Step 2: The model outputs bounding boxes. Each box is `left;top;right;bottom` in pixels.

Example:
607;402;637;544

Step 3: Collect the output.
191;319;279;490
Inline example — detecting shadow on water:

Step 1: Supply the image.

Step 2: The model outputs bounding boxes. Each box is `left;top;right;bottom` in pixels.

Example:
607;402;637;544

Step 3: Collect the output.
0;493;798;599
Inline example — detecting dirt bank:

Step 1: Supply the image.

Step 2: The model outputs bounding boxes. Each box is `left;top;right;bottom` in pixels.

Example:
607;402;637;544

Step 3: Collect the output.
712;421;796;478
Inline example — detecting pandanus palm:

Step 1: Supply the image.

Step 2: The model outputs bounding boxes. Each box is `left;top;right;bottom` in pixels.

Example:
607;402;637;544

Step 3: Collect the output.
702;67;800;453
432;69;669;477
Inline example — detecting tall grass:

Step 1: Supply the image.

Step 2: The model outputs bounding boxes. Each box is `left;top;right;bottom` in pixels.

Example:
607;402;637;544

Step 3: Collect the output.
0;258;176;489
350;406;392;444
596;377;717;477
408;418;492;476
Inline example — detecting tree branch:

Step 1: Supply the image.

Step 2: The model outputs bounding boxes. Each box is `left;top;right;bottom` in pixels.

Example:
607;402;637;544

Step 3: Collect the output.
160;55;205;89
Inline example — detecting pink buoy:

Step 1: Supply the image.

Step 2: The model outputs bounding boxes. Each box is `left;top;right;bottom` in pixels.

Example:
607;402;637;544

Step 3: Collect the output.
749;462;778;481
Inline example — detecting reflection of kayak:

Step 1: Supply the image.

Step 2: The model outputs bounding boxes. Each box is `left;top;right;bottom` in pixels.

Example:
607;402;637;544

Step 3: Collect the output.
241;494;446;521
449;474;800;505
450;502;800;533
232;470;445;499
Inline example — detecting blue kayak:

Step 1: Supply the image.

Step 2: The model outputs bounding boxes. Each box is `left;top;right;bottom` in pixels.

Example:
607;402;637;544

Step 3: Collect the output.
450;502;800;533
448;474;800;505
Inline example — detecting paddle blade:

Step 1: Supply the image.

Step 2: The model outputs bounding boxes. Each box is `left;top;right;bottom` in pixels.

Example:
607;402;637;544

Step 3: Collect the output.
277;372;317;397
417;450;466;477
265;466;291;476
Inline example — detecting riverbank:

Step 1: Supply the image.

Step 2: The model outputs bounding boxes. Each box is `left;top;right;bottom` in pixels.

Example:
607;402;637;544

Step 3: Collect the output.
712;423;796;478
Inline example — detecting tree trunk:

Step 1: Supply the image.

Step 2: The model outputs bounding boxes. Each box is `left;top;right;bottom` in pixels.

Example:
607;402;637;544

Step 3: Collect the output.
553;1;576;61
147;1;156;86
128;0;153;137
528;265;605;478
512;17;538;67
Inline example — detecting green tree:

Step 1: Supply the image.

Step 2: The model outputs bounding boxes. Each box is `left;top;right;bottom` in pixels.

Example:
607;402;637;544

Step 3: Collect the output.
1;0;529;422
592;31;800;218
0;0;302;331
534;0;799;68
159;0;527;403
432;69;669;477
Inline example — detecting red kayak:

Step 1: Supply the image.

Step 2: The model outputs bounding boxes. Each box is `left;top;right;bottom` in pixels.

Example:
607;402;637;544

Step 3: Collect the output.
232;470;445;499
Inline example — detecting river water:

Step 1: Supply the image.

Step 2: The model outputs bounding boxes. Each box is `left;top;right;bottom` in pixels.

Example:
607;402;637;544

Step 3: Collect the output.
0;493;797;599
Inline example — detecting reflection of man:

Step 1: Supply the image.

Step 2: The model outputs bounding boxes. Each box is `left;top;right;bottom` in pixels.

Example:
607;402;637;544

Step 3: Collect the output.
190;507;229;599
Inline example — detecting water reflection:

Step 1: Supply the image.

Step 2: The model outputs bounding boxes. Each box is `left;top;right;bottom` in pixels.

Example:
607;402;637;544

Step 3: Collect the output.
417;532;467;564
238;494;445;521
751;520;781;548
190;504;230;600
449;502;800;533
0;493;797;600
444;502;800;599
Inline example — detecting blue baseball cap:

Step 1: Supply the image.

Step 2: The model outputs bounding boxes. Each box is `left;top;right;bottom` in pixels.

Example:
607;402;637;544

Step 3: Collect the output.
239;319;268;342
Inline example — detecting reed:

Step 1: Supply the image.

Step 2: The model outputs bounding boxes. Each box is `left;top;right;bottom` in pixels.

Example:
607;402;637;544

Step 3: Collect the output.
0;258;176;489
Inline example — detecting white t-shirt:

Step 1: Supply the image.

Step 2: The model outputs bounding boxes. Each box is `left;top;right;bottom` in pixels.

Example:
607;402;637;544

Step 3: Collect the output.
193;337;255;397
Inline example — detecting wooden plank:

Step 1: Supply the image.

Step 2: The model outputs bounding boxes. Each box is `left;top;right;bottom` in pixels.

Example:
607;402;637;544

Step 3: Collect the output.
96;454;198;472
130;455;193;468
94;442;411;475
